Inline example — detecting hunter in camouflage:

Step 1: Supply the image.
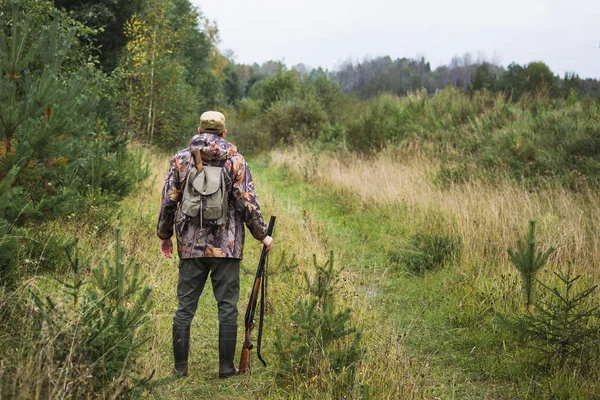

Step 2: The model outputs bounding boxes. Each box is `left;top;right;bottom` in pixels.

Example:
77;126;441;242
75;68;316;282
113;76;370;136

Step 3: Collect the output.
157;132;268;258
157;111;273;379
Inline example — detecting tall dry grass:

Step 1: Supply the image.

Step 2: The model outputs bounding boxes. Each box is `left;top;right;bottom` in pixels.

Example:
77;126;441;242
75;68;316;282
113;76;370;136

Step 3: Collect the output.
271;146;600;276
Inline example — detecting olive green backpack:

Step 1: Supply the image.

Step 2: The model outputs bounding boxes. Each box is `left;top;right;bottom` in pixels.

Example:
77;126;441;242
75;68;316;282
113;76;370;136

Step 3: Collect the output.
180;149;228;226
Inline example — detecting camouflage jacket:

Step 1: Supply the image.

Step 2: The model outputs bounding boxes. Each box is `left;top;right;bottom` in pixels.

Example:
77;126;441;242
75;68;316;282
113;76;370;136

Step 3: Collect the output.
157;133;268;259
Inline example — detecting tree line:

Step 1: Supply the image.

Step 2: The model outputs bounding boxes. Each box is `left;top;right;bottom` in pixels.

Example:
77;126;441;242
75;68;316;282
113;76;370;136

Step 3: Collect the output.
1;0;598;245
223;56;598;104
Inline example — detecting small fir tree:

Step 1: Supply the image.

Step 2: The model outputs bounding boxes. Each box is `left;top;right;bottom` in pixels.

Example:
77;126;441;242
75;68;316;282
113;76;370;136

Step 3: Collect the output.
274;252;362;394
511;264;599;370
508;220;555;310
27;227;153;396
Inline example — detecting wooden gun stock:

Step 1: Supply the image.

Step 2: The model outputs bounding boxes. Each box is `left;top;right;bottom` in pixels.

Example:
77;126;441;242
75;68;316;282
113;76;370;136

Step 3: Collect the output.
238;329;253;375
238;337;251;374
191;148;203;172
238;216;276;375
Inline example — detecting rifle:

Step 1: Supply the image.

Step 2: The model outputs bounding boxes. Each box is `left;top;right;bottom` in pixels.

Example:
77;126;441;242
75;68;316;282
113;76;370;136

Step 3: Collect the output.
239;215;276;374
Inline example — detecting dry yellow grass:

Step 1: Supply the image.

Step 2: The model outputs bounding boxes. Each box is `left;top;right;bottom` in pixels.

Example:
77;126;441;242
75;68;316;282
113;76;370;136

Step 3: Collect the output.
271;146;600;276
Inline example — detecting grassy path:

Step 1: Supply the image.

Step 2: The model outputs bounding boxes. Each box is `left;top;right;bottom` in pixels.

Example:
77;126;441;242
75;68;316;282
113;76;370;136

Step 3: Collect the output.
250;161;520;399
129;155;521;398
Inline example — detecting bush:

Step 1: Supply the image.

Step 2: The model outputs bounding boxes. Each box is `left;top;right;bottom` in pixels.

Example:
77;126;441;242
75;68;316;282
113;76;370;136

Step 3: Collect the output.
402;232;461;275
345;94;405;152
263;96;328;144
300;69;345;122
249;69;300;110
227;98;272;154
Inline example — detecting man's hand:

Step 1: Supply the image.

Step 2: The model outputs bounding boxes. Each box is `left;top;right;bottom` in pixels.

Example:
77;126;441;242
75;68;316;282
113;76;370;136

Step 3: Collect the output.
160;238;173;258
262;236;273;254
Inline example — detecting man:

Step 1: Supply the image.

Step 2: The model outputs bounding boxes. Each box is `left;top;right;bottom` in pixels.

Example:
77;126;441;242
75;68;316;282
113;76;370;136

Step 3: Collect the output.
157;111;273;378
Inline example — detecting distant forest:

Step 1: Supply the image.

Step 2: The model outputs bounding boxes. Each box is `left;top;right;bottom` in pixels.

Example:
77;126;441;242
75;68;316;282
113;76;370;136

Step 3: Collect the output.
226;56;598;104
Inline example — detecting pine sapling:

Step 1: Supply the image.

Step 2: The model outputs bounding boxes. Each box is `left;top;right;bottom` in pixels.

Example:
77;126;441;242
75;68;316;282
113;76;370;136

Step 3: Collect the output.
60;238;85;308
508;220;555;310
274;252;362;393
514;264;599;369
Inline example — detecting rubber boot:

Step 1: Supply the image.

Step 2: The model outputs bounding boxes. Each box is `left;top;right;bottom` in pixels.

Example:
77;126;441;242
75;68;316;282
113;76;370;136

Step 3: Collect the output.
218;323;238;378
173;324;190;377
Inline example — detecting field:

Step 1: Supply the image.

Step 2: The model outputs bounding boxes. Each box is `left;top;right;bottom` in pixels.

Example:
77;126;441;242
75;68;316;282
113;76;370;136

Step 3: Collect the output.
2;2;600;398
5;138;599;398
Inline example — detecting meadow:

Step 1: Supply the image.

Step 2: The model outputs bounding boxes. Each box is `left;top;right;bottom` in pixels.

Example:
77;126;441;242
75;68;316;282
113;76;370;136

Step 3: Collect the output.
3;134;599;398
2;2;600;397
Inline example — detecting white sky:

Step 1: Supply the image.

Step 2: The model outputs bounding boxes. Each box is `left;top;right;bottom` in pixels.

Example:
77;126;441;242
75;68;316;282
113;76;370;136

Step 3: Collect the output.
192;0;600;79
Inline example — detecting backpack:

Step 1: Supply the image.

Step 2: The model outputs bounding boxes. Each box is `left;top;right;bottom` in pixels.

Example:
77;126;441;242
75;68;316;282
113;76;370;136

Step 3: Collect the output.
180;149;229;227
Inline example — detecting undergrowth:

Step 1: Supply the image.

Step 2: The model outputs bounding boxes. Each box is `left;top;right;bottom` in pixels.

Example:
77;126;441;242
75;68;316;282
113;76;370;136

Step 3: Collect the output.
274;252;363;397
0;229;153;398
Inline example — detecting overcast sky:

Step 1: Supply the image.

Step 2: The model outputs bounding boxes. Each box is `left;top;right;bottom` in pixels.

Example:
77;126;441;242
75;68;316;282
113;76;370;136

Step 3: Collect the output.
192;0;599;79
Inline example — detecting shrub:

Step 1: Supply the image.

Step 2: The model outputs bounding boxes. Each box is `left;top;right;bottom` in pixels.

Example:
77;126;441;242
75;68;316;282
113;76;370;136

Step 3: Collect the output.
402;232;461;275
263;96;328;144
227;98;271;154
300;69;345;122
345;94;405;152
249;69;300;110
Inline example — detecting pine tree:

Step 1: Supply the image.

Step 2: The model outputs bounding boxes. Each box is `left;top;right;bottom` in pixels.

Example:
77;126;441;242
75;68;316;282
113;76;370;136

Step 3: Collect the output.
0;165;22;287
81;227;153;384
508;220;555;310
26;227;153;396
0;5;144;225
274;252;362;393
0;6;97;222
510;265;599;370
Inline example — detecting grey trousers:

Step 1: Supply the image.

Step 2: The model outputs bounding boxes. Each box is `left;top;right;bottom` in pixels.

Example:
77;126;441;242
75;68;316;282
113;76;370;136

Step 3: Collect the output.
173;258;240;326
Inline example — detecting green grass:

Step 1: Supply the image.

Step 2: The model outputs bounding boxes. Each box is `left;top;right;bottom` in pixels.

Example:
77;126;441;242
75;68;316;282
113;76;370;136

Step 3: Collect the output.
3;148;598;399
250;157;600;399
250;161;515;398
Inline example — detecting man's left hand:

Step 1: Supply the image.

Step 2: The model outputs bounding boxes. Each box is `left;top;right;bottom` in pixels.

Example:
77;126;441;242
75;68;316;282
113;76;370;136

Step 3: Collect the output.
160;238;173;258
261;236;273;254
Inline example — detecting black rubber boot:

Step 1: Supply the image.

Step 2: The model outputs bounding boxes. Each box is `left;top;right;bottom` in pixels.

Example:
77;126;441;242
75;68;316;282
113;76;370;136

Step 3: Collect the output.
218;323;238;378
173;324;190;377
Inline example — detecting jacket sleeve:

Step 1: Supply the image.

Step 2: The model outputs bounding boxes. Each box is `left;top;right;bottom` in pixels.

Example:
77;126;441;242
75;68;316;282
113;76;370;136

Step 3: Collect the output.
231;155;268;241
157;156;183;240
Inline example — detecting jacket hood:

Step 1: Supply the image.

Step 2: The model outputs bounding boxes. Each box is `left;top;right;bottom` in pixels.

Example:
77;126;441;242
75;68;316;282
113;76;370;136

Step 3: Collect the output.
189;133;238;161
